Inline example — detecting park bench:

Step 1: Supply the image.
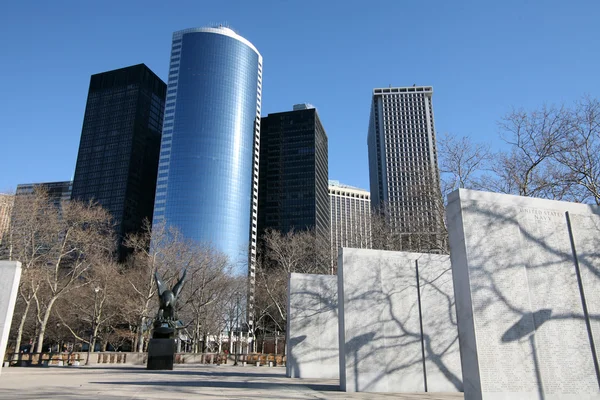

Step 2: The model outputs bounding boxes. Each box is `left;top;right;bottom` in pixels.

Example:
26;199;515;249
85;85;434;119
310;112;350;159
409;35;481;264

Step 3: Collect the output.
241;353;285;366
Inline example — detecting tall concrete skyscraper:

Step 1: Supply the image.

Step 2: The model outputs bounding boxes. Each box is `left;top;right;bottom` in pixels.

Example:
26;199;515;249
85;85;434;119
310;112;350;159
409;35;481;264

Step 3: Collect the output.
152;27;262;321
367;86;442;250
71;64;166;259
257;104;330;244
329;180;371;270
0;194;14;246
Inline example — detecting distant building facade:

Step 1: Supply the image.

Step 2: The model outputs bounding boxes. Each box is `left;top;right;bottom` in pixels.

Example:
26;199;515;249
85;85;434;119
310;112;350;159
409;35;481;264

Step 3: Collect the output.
329;180;371;268
0;194;14;245
367;86;443;251
3;181;72;257
152;26;262;270
16;181;72;207
257;105;330;243
71;64;166;259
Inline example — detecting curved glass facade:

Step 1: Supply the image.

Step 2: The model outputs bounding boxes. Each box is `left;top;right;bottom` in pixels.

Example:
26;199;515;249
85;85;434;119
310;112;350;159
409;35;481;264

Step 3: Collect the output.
153;27;262;275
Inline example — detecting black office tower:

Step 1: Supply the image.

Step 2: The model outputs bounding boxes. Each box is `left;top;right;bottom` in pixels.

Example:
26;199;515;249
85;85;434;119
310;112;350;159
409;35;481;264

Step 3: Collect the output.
257;104;330;243
71;64;166;259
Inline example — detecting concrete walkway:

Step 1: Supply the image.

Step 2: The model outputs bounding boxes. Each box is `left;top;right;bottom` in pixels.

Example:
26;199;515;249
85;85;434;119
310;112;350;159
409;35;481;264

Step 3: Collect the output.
0;364;464;399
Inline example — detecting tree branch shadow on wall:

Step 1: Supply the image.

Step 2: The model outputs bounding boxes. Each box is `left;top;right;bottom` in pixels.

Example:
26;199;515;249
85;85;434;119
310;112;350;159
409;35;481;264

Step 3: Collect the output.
339;250;463;393
449;197;600;399
287;275;339;380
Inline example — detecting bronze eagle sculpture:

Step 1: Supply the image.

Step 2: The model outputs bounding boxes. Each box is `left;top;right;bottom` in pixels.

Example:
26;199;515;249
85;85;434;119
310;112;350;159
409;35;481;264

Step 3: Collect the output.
154;269;187;323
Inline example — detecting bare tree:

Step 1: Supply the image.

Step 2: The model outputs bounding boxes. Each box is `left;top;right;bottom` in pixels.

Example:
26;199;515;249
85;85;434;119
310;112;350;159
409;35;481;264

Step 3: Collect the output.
214;276;247;354
4;188;52;354
4;188;115;353
254;229;329;341
369;179;449;255
438;132;491;197
178;245;232;353
54;260;126;352
123;219;203;352
481;105;573;199
466;97;600;204
553;96;600;205
30;199;115;353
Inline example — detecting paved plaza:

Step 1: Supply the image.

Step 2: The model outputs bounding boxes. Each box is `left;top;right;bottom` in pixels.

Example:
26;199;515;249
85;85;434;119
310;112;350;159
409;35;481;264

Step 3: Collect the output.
0;364;464;399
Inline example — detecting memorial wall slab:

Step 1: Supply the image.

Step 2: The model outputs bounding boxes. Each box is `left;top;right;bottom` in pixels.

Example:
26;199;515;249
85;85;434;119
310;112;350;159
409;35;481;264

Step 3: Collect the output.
571;211;600;376
447;189;600;400
0;261;22;375
419;252;464;393
337;248;462;393
286;273;339;379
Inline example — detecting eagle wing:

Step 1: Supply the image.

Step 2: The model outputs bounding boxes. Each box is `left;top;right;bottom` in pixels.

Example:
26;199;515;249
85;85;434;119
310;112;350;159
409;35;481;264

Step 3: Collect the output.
154;270;167;296
172;268;187;298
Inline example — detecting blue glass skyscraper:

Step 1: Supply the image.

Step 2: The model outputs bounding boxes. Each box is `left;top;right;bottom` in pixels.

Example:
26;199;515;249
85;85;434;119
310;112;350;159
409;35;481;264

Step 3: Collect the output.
153;27;262;283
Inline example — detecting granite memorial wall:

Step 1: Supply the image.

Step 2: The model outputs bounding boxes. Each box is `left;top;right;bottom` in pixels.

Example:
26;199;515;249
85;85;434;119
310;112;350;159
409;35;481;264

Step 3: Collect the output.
447;189;600;400
337;248;462;392
286;273;339;379
0;261;22;375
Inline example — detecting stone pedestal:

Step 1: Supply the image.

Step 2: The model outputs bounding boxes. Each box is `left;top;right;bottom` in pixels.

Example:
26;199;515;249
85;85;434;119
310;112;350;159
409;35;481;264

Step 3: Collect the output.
0;261;22;376
147;338;175;370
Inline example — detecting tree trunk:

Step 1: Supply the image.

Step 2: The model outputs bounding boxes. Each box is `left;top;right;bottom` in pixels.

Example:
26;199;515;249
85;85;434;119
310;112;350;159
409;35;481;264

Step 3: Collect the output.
136;317;145;352
137;293;154;352
93;323;101;352
31;325;38;353
13;299;31;358
228;329;232;354
195;320;201;353
35;297;57;353
132;334;138;353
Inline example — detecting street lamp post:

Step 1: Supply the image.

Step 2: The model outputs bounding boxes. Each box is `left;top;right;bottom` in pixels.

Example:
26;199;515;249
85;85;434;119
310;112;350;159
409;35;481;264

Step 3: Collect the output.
85;286;100;366
56;322;61;353
234;292;240;366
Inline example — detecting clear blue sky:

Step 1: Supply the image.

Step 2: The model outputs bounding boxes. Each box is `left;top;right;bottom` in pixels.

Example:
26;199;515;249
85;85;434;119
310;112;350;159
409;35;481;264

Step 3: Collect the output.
1;0;599;193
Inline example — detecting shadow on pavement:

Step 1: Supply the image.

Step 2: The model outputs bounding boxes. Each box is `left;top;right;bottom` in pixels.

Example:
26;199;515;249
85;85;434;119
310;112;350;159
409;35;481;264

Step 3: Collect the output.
0;390;135;400
90;380;340;392
81;366;283;379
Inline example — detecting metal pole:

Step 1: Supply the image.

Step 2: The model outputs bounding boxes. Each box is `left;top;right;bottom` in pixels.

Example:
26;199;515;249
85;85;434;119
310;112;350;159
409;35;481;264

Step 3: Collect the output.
85;287;100;366
234;293;239;366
